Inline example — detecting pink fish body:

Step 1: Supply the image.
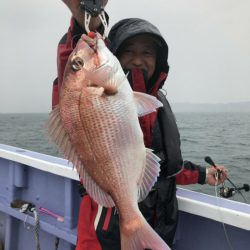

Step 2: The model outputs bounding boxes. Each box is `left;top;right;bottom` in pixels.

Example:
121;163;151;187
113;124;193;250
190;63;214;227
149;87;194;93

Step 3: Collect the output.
47;34;170;250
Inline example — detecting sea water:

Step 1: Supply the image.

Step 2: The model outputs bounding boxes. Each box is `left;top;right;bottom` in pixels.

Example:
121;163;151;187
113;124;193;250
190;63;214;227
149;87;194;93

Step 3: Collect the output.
0;112;249;203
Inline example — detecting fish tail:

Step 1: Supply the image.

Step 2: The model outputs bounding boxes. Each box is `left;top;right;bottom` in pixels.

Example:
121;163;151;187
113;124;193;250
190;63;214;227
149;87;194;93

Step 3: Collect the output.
120;214;170;250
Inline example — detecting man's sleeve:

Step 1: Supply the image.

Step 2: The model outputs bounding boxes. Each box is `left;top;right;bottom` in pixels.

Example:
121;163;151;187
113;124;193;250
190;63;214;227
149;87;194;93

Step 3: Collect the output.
175;160;206;185
52;19;75;109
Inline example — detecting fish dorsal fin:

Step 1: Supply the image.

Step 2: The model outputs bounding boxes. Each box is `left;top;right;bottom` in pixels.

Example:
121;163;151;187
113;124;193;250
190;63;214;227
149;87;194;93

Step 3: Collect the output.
133;92;163;117
138;148;161;202
46;106;76;161
46;106;115;208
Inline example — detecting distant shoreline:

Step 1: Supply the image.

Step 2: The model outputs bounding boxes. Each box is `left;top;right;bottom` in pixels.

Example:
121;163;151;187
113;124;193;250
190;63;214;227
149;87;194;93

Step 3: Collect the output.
171;102;250;113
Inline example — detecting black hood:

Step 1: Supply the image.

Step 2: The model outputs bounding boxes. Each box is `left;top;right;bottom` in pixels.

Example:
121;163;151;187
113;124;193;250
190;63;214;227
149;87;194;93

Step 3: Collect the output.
108;18;169;79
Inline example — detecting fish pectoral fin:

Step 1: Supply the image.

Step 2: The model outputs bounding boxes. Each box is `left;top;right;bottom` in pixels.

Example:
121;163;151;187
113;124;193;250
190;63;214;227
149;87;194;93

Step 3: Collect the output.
137;148;161;202
86;86;105;96
91;65;119;95
81;168;115;207
133;92;163;117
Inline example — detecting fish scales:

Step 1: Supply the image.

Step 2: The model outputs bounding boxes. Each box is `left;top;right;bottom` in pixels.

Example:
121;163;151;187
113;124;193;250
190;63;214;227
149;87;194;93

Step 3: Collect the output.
79;89;143;200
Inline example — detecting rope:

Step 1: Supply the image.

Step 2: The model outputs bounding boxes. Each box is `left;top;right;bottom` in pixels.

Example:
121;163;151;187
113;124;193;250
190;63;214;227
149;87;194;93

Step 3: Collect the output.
19;203;41;250
12;200;62;250
31;207;41;250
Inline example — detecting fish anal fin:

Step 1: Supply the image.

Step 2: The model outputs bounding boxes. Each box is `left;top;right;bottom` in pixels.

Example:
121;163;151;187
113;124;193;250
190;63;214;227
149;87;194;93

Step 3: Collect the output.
138;148;161;202
134;91;163;117
80;166;115;207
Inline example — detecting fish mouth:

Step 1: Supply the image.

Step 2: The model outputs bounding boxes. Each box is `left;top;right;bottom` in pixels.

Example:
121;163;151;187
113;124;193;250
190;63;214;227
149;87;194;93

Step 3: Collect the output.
71;56;84;71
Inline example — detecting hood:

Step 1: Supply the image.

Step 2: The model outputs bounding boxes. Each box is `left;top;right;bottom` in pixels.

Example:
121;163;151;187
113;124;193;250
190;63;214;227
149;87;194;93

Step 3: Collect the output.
108;18;169;82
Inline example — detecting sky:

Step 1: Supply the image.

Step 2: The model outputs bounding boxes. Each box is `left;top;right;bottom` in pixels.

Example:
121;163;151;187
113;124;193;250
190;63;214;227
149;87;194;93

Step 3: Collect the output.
0;0;249;113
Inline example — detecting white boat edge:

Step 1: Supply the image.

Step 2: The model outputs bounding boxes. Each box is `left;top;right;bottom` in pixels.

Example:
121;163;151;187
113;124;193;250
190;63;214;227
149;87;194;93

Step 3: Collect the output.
1;143;249;232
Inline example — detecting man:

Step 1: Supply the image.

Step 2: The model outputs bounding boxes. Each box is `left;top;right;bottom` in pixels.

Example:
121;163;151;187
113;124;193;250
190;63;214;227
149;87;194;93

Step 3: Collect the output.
53;1;227;249
107;18;227;246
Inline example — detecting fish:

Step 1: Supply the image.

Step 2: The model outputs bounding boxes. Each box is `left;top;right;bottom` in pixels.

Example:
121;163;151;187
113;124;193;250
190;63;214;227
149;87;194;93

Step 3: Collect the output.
47;33;170;250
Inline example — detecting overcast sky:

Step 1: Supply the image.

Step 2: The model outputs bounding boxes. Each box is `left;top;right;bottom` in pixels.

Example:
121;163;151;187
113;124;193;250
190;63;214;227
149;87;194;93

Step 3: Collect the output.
0;0;249;113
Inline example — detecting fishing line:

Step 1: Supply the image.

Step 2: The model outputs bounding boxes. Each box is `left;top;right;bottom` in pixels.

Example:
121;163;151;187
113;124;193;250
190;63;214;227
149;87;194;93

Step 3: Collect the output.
214;176;234;250
204;156;248;250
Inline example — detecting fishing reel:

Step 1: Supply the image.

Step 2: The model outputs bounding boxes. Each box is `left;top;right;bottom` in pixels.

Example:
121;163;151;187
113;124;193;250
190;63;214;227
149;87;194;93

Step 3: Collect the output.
80;0;108;36
204;156;249;201
219;183;250;198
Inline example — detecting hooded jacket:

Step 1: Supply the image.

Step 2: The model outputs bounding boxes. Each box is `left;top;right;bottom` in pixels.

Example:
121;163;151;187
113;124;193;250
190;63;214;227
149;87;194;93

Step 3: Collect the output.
108;18;169;77
108;18;206;181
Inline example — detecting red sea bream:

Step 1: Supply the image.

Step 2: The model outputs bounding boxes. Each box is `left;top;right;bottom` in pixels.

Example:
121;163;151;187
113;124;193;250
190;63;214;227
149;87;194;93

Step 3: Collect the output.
47;33;170;250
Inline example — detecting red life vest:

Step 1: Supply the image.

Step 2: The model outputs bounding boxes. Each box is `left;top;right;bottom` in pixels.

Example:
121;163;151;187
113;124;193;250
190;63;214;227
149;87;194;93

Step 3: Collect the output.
129;68;167;147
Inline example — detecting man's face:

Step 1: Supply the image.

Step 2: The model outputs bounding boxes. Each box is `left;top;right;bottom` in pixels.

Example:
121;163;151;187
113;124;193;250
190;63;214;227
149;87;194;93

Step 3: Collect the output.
117;35;157;79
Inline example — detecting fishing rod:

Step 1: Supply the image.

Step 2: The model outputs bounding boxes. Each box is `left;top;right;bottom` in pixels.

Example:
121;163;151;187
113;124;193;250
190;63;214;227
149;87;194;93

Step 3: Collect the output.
204;156;249;202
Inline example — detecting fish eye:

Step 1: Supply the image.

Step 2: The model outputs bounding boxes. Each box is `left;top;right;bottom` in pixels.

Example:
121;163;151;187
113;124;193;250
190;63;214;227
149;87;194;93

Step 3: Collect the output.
71;56;84;71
